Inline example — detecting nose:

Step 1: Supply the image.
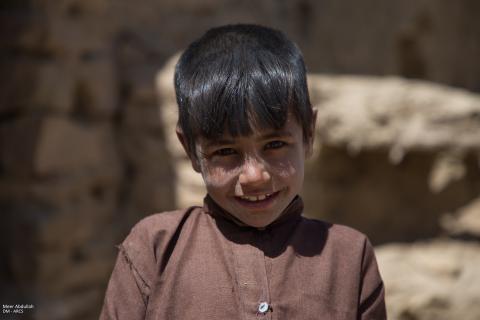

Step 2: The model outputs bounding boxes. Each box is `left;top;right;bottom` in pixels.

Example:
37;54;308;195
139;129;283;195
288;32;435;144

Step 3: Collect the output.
238;156;271;186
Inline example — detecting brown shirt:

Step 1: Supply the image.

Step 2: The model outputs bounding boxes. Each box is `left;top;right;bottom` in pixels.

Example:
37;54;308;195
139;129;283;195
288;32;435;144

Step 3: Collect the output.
100;196;386;320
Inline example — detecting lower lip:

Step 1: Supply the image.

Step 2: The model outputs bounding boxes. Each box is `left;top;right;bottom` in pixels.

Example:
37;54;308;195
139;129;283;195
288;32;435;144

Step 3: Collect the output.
234;190;281;210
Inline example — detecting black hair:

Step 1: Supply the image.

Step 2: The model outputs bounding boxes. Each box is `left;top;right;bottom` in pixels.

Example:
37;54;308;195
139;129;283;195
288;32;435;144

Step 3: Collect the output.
174;24;313;155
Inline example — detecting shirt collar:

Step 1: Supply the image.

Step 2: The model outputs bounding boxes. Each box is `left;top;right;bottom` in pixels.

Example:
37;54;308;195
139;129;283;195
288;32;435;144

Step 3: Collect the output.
203;194;304;230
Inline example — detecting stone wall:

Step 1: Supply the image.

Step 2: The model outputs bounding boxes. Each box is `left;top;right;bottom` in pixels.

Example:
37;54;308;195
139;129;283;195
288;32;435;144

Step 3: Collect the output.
304;75;480;244
376;240;480;320
1;0;480;319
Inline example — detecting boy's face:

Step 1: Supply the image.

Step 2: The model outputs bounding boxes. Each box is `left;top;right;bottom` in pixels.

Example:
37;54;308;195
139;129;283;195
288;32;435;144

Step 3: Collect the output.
180;113;314;228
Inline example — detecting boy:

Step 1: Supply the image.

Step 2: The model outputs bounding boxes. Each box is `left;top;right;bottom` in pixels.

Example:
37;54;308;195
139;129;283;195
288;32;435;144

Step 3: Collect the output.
100;24;386;319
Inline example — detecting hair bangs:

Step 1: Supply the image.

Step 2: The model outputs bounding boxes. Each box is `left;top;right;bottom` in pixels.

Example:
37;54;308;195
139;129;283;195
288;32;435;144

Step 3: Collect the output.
187;51;294;141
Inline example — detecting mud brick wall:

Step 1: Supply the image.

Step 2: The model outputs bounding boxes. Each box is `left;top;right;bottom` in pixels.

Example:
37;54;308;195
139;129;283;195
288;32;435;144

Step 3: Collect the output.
0;1;175;319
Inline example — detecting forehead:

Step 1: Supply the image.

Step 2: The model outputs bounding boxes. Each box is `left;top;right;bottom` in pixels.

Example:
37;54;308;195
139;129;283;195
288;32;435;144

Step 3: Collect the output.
196;114;302;147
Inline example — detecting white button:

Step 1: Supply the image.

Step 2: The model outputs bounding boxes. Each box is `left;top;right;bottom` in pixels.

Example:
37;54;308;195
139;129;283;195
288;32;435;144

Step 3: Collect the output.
258;302;269;313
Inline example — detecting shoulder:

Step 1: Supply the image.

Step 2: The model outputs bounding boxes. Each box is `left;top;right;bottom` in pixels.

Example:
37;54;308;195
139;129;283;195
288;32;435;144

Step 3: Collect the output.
297;216;372;256
296;220;385;316
299;216;367;242
128;207;201;239
125;206;207;244
296;217;380;281
119;206;203;283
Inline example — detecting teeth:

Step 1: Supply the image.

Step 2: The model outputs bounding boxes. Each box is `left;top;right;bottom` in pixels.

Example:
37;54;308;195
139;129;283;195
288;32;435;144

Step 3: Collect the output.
240;193;273;202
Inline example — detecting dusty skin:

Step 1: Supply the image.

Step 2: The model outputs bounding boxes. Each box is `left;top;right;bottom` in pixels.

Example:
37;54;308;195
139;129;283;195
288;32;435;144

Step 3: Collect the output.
177;113;315;228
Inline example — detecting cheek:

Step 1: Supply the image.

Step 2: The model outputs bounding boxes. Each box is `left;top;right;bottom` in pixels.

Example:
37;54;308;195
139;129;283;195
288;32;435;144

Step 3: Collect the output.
200;162;239;189
269;151;304;179
272;161;296;179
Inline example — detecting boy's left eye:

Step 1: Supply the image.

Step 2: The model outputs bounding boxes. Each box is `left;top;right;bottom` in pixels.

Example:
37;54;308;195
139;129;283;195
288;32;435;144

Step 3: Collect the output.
213;148;236;156
264;140;286;150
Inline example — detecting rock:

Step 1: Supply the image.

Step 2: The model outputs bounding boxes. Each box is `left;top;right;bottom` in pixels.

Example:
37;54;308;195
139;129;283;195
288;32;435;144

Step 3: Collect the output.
47;0;110;16
376;240;480;320
0;117;40;178
74;58;117;119
118;86;177;227
441;197;480;239
30;62;76;113
122;69;164;130
42;11;113;59
156;54;206;208
308;75;480;159
155;53;184;160
303;75;480;244
34;117;120;176
1;116;121;177
0;170;120;221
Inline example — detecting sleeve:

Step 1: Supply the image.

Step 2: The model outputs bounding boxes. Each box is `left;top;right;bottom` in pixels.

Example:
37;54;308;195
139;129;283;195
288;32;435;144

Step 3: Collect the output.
99;208;195;319
358;238;387;320
99;245;150;320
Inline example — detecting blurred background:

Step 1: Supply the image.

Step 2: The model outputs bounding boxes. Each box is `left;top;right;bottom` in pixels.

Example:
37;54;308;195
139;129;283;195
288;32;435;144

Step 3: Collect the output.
1;0;479;319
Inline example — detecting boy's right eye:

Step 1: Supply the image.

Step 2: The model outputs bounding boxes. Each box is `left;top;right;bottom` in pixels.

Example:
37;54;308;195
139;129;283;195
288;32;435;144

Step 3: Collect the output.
213;148;236;156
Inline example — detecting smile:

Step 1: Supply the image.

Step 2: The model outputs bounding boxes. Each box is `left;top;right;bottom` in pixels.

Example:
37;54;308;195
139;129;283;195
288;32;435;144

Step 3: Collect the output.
239;192;275;202
233;189;283;212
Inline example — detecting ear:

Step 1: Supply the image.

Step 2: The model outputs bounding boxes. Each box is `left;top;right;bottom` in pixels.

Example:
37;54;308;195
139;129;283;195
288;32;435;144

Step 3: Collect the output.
305;109;318;158
176;125;201;173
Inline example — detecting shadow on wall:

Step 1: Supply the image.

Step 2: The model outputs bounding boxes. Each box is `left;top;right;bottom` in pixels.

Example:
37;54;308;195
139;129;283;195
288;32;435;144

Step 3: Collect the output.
304;147;480;244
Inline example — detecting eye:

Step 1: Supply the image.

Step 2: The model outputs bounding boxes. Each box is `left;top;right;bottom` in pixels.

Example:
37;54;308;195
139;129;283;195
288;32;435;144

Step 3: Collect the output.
264;140;287;150
213;148;237;156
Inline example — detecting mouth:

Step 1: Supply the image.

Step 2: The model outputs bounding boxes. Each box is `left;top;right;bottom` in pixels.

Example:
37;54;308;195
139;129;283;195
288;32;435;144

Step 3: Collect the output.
234;190;281;209
238;192;276;202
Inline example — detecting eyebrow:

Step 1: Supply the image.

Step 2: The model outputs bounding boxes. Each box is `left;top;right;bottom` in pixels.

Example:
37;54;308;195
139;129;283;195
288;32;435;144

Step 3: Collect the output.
203;139;236;149
203;129;293;149
258;130;293;140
